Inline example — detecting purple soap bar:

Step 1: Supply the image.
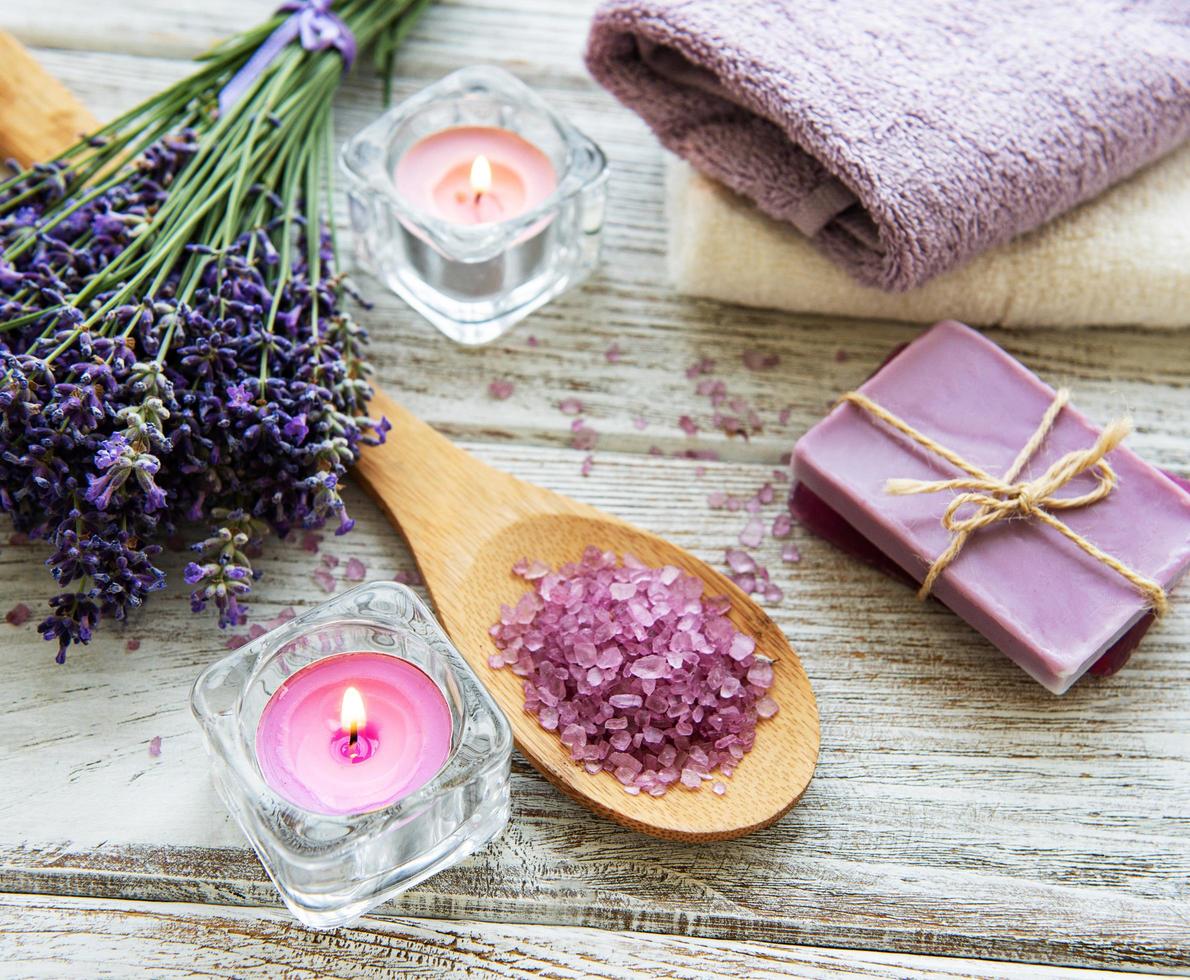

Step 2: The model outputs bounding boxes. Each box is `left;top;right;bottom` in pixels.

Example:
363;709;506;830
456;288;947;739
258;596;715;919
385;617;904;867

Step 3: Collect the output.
793;320;1190;694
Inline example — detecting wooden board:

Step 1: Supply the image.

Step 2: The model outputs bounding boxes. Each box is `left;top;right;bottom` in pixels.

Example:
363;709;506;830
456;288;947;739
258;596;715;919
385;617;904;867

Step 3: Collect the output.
0;0;1188;974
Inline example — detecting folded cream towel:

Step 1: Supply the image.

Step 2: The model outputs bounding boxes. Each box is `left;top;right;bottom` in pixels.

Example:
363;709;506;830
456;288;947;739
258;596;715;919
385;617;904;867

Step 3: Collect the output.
667;145;1190;329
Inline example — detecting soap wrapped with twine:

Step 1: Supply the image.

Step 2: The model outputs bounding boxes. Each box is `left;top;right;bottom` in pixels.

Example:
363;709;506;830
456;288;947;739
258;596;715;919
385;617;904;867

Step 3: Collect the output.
839;389;1169;617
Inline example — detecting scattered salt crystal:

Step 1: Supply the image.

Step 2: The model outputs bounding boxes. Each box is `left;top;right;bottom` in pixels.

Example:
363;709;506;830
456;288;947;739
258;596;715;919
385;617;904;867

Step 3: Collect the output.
835;348;850;362
742;350;780;371
321;553;339;569
126;638;141;652
632;416;649;430
781;542;802;564
778;407;792;426
678;415;699;436
300;531;323;553
5;603;31;626
763;585;784;604
726;496;742;512
739;517;764;548
148;736;162;758
527;335;539;348
559;397;584;416
571;424;598;452
312;567;336;593
695;466;706;478
344;557;367;582
225;635;248;650
756;696;780;718
758;483;775;504
712;781;726;795
686;357;715;378
488;379;515;400
747;660;774;687
772;512;794;538
772;469;789;483
725;549;756;575
605;343;623;363
580;454;595;477
729;633;756;661
680;768;702;789
707;491;728;509
393;568;423;586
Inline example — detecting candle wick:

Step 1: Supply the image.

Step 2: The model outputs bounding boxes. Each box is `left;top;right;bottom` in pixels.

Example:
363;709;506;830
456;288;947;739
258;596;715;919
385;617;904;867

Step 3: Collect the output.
348;725;359;754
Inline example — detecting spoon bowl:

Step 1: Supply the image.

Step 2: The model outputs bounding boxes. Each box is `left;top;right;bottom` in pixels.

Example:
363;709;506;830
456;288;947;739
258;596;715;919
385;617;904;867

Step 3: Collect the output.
357;390;819;840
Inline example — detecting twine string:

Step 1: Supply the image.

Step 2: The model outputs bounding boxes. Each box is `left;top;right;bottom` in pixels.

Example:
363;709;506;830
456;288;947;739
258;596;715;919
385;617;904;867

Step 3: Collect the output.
839;389;1168;616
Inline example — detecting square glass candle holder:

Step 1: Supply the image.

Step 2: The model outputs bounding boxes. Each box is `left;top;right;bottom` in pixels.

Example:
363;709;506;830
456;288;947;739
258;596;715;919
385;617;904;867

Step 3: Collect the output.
341;66;609;345
190;582;512;929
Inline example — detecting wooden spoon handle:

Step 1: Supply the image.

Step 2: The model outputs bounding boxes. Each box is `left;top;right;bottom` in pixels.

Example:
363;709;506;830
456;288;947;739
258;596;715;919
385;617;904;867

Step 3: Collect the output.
0;31;98;166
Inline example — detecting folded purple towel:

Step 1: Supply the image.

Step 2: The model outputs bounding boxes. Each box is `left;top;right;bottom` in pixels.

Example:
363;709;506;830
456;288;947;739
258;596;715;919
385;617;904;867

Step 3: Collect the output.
586;1;1190;291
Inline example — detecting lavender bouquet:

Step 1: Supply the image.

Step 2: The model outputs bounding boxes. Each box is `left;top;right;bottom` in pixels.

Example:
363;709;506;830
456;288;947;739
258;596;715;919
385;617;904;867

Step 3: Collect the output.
0;0;433;660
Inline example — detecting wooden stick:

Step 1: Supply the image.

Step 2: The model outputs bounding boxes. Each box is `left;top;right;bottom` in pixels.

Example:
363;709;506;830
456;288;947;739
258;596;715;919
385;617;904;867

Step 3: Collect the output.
0;31;99;166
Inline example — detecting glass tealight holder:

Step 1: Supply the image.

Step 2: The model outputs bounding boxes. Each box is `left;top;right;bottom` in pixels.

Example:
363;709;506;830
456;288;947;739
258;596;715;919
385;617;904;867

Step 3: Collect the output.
190;581;512;930
341;65;609;346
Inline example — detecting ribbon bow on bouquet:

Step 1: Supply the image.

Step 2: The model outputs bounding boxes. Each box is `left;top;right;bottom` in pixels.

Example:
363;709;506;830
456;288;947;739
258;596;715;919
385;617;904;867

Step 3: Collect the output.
219;0;358;115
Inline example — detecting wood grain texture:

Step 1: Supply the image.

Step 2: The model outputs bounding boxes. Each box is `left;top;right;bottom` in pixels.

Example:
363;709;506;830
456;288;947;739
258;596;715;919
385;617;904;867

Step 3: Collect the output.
0;0;1187;974
357;393;818;840
1;895;1147;980
0;32;98;166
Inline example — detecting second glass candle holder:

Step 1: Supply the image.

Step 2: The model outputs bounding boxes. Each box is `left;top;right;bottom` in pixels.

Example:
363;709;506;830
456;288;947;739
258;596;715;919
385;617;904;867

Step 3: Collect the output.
341;66;609;346
190;582;512;929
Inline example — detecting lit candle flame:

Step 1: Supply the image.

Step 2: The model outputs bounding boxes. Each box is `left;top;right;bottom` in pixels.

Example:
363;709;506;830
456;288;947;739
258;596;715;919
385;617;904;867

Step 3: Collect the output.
340;685;366;745
469;154;492;198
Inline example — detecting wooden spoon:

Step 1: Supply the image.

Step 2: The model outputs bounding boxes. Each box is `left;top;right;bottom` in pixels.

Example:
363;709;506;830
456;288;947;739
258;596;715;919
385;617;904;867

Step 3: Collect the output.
3;38;819;840
358;390;819;840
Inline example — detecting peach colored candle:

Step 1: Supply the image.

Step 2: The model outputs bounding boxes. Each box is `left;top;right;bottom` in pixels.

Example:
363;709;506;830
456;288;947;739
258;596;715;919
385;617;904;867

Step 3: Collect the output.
256;652;453;815
394;126;557;224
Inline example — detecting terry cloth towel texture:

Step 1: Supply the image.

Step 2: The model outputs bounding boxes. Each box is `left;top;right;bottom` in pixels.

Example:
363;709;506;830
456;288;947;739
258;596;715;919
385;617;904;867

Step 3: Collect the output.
667;145;1190;329
586;0;1190;292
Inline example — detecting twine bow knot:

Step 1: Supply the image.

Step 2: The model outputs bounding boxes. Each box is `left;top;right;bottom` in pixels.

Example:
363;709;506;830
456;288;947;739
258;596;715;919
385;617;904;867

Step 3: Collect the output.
840;389;1168;616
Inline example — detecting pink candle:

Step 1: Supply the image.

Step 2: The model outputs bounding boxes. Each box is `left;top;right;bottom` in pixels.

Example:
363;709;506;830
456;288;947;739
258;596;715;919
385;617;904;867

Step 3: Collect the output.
256;652;453;815
394;125;557;224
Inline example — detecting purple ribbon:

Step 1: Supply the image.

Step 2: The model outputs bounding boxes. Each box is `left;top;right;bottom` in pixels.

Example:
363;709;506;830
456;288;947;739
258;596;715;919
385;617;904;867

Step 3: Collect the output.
218;0;357;115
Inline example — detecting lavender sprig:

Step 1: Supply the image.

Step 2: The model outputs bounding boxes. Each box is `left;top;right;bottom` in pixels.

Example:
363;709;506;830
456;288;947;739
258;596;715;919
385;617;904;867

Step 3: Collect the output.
0;0;432;660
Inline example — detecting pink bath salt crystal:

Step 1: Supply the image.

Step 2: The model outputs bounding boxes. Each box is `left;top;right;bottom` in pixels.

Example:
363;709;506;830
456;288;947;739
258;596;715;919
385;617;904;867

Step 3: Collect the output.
514;558;551;580
312;567;336;593
559;397;584;416
300;531;323;553
5;603;31;626
743;350;780;371
148;736;162;758
321;553;339;569
580;454;595;478
772;512;794;539
778;407;793;426
712;781;726;795
745;496;762;514
725;549;756;575
609;693;643;709
344;557;367;582
488;379;515;400
758;483;775;505
393;568;423;586
729;633;756;661
248;624;267;641
707;491;728;509
126;638;141;652
632;415;649;430
678;415;699;437
739;517;764;548
763;584;784;604
747;660;774;688
609;581;638;600
726;495;742;513
835;348;850;362
571;425;598;452
605;342;623;363
686;356;715;378
772;469;789;483
527;334;539;348
695;466;707;478
680;768;703;789
225;634;249;650
731;573;756;594
630;655;668;679
756;696;779;718
781;542;802;564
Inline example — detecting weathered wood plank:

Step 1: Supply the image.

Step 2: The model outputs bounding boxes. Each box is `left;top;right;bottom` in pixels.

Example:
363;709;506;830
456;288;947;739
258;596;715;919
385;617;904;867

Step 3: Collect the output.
0;0;1188;975
0;893;1144;980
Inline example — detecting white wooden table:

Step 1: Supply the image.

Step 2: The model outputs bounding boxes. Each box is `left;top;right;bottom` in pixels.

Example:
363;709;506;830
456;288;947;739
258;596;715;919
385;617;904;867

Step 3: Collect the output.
1;2;1188;976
